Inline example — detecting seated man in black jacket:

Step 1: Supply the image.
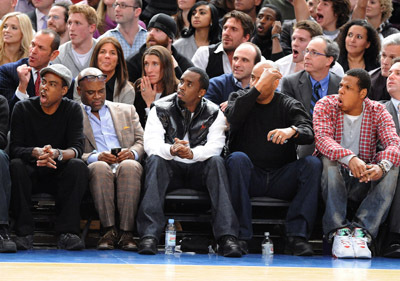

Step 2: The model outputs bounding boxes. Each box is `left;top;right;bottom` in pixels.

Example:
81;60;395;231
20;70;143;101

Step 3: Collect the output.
136;67;242;257
9;64;89;251
225;61;322;256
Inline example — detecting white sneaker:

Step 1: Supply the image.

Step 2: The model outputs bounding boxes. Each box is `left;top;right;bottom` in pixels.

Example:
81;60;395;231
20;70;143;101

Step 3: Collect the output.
332;228;355;258
352;228;371;259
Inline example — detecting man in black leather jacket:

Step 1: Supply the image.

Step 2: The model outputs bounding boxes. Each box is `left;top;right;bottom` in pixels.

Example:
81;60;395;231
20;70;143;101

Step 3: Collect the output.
136;67;242;257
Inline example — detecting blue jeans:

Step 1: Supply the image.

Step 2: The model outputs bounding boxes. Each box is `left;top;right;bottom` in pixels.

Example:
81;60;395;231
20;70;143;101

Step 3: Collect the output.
0;150;11;225
225;152;322;240
321;156;399;239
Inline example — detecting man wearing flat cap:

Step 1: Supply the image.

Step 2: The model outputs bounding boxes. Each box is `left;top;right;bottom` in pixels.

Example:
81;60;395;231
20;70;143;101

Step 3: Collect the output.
9;64;89;251
126;13;193;84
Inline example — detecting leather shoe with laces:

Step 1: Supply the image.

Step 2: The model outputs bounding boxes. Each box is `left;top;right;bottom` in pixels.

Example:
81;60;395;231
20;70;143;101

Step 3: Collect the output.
285;236;314;256
118;231;137;251
97;227;118;250
218;235;242;257
138;236;157;255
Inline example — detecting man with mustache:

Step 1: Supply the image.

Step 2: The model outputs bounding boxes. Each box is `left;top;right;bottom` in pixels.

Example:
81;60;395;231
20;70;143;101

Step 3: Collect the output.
99;0;147;58
52;4;98;77
314;68;400;259
136;67;242;258
126;13;193;83
9;64;89;251
192;10;254;79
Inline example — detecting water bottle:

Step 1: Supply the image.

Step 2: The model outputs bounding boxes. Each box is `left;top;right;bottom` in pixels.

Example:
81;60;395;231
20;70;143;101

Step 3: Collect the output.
165;219;176;255
261;232;274;256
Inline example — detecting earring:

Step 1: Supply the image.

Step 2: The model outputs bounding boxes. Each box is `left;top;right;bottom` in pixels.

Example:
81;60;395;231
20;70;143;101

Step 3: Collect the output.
198;95;202;98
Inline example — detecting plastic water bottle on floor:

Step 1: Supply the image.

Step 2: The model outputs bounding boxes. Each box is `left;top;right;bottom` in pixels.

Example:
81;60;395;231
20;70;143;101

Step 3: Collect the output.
262;232;274;256
165;219;176;255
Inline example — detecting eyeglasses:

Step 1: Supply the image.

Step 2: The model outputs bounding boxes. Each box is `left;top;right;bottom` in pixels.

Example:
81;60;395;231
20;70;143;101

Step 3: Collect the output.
78;74;107;84
303;49;329;57
112;2;139;9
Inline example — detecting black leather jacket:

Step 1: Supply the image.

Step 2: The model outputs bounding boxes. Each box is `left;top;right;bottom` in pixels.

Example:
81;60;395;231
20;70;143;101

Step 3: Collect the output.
153;94;220;148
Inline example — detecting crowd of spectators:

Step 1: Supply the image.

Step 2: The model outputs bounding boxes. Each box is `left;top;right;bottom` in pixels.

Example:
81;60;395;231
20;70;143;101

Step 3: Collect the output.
1;0;400;260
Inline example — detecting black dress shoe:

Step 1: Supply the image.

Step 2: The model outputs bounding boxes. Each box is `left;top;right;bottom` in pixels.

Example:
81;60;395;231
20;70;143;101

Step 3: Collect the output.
218;235;242;258
238;240;249;255
382;242;400;258
138;237;157;255
285;236;314;256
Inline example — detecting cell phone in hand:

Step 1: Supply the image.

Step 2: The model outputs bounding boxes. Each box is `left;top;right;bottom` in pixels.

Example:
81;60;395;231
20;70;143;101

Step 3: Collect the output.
111;147;121;156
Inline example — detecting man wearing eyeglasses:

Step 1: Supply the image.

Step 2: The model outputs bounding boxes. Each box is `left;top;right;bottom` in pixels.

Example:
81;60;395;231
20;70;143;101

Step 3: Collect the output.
77;67;144;251
99;0;147;58
52;4;98;77
9;64;88;251
47;1;71;45
281;35;342;157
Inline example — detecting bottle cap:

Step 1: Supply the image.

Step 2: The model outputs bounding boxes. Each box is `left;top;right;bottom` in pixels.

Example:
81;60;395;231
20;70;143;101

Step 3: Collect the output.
168;219;174;223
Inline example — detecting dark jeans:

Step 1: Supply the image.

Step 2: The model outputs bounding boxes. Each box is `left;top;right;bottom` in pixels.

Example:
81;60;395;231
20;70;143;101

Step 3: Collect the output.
321;156;399;239
136;155;239;241
10;158;89;236
388;178;400;234
225;152;322;240
0;150;11;225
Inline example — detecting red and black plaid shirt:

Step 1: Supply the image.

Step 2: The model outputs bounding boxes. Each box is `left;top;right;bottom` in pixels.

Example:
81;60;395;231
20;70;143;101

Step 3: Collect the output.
313;95;400;166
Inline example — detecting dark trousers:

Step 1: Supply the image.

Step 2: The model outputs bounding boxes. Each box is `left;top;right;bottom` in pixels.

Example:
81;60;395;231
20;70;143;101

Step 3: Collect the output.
225;152;322;240
136;155;239;241
10;158;89;236
0;150;11;225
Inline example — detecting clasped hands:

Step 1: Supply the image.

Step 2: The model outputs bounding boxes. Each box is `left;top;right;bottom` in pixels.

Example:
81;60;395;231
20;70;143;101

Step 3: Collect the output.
32;145;59;169
170;138;193;159
348;156;383;183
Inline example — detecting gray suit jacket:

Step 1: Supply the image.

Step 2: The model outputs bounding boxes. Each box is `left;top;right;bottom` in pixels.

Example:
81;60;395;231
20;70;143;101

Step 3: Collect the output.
53;38;97;77
81;100;144;162
384;100;400;134
281;70;342;113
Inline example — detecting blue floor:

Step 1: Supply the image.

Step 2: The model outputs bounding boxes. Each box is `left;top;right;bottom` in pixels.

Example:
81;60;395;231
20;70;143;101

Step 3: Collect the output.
0;250;399;270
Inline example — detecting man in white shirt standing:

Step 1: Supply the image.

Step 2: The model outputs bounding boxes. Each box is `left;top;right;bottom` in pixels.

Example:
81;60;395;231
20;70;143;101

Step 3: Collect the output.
53;4;97;77
136;67;242;258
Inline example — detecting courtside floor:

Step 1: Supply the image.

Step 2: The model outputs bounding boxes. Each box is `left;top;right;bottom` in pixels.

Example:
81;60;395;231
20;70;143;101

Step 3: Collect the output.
0;250;399;280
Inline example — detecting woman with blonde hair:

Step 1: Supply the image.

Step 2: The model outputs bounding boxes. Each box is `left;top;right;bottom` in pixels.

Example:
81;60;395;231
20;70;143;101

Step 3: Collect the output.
134;45;179;128
0;12;34;66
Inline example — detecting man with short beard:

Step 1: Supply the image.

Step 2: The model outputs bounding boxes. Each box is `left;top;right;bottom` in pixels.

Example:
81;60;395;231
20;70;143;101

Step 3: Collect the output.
126;13;193;83
192;10;254;79
47;1;70;45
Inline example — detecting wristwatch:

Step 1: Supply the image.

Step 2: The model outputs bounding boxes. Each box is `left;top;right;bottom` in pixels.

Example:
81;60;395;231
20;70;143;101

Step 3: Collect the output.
290;125;299;138
57;149;63;161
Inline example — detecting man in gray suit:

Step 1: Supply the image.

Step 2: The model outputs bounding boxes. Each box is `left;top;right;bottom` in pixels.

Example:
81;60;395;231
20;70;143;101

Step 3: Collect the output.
281;36;341;157
382;59;400;258
78;67;144;251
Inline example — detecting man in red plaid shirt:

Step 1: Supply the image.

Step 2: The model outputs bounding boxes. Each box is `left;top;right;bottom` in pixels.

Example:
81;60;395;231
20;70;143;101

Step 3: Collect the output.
314;68;400;259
